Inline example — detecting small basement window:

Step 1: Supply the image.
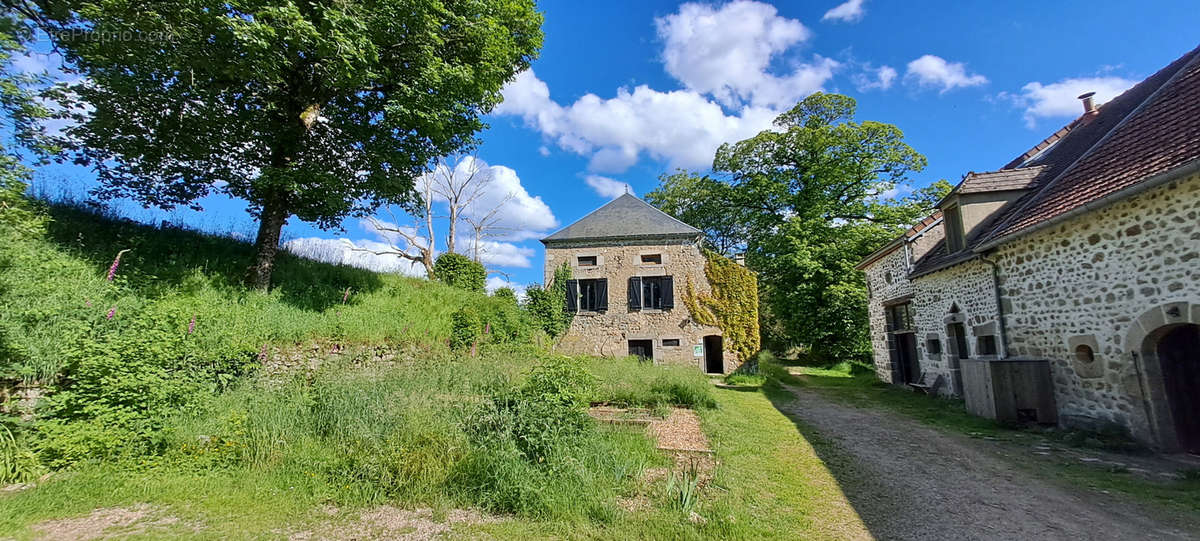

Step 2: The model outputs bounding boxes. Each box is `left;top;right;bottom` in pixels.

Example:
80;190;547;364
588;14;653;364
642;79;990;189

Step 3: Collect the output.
661;338;681;347
640;253;662;265
1075;344;1095;363
977;335;998;356
926;338;942;355
577;255;597;266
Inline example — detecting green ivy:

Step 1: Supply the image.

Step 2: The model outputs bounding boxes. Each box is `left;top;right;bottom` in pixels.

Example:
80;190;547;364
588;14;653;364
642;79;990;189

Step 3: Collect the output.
682;250;760;362
433;253;486;293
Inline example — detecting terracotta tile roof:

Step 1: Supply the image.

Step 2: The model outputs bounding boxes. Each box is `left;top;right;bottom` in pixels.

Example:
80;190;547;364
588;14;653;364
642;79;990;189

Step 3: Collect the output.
905;211;942;238
957;166;1048;194
983;44;1200;241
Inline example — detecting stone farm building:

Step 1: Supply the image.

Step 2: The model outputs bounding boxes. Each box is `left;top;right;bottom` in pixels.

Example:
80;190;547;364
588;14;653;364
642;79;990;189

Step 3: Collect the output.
541;193;742;374
856;45;1200;453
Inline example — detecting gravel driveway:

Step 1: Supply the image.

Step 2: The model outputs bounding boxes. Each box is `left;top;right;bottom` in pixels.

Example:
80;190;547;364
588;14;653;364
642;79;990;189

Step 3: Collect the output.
774;382;1199;541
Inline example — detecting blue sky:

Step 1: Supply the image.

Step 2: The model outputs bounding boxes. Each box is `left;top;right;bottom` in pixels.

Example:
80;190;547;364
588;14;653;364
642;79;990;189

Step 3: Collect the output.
21;1;1200;293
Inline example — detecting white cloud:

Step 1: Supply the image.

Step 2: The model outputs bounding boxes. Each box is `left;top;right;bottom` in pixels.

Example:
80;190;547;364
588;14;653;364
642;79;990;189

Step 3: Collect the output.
905;55;988;93
497;69;783;173
853;64;897;92
283;237;427;277
455;235;535;268
655;0;837;110
1008;76;1136;128
495;2;841;174
418;156;557;241
486;276;527;300
585;175;633;199
822;0;866;23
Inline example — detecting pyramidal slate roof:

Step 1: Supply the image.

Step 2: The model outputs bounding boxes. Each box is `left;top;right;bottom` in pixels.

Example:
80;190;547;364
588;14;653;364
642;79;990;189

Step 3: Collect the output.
541;193;701;244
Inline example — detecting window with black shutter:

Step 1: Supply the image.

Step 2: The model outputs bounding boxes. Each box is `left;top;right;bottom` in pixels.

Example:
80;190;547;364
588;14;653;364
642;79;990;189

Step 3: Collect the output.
573;278;608;312
627;276;642;310
640;276;674;310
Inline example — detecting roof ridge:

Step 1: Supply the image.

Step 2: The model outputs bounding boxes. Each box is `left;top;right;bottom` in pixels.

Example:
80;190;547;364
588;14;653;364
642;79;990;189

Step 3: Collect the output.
978;44;1200;246
541;193;701;243
1002;119;1082;170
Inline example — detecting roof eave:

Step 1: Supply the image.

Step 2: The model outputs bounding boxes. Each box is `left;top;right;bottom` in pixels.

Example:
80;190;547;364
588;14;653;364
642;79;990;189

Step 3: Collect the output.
974;158;1200;252
541;232;703;246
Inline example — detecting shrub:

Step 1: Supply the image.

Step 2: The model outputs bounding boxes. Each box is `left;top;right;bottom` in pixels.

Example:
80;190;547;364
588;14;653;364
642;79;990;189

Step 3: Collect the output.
468;357;595;462
450;307;482;350
524;262;573;337
433;253;486;292
492;287;517;303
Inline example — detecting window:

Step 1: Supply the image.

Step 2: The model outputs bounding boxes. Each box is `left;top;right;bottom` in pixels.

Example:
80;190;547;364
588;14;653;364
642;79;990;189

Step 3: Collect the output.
884;271;893;285
1075;344;1095;363
926;338;942;355
662;338;681;347
977;335;998;356
566;278;607;312
885;302;915;333
944;204;966;252
627;276;674;311
640;253;662;265
577;255;597;266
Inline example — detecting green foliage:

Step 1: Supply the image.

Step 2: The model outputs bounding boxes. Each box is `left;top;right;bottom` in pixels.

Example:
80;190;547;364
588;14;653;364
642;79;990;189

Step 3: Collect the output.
434;252;486;293
468;357;595;463
0;424;43;484
32;0;543;284
450;306;482;350
682;251;760;362
525;263;573;337
654;93;946;360
646;171;753;256
492;287;518;304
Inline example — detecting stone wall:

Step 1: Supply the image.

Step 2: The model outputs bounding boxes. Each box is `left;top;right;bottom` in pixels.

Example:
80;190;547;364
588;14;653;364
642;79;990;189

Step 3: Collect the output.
544;237;736;373
988;172;1200;445
863;171;1200;447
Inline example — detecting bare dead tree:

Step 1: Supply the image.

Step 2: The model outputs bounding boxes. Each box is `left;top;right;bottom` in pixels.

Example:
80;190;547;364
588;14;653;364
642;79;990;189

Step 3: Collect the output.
346;179;437;277
427;154;489;254
463;191;516;263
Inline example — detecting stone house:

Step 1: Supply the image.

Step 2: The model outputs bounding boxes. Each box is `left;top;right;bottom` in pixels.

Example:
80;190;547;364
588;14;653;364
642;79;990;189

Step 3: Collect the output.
856;45;1200;453
541;193;739;373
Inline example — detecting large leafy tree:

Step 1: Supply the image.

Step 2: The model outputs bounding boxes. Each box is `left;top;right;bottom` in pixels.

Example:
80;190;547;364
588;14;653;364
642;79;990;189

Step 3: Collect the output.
649;93;951;359
22;0;543;288
645;171;754;256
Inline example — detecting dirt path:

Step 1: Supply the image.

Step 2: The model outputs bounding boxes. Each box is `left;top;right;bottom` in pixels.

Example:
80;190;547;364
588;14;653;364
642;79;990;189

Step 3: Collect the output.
775;382;1200;541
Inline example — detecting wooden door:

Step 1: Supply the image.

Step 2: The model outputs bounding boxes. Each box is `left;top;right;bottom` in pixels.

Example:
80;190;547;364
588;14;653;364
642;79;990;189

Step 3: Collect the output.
1158;324;1200;454
896;333;921;384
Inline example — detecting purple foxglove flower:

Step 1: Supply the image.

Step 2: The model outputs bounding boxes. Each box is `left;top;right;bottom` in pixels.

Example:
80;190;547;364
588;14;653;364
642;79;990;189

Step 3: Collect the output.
470;340;477;357
187;315;196;334
85;299;92;307
342;287;350;304
106;306;116;320
107;249;130;281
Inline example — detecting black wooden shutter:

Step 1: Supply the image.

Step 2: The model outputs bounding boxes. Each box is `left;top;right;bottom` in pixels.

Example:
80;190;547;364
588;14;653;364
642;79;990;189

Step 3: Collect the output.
661;276;674;309
596;279;608;312
566;279;578;312
627;276;641;310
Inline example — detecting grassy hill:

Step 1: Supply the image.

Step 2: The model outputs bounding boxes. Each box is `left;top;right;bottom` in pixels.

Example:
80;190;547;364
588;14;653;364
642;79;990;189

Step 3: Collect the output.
0;192;725;529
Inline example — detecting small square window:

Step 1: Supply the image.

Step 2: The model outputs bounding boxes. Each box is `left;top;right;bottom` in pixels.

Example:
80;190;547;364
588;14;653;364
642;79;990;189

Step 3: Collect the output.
577;255;597;266
926;338;942;355
977;335;998;356
662;338;681;347
640;254;662;265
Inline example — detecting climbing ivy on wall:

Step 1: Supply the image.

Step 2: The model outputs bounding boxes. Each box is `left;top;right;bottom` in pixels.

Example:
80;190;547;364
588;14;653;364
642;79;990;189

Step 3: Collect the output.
682;250;760;361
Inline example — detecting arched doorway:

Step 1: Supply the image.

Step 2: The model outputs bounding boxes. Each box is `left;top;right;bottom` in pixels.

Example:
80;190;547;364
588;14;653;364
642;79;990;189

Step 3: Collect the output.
1157;324;1200;454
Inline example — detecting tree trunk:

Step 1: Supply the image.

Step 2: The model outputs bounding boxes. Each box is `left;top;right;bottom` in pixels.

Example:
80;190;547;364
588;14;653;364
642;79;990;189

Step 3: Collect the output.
247;196;290;289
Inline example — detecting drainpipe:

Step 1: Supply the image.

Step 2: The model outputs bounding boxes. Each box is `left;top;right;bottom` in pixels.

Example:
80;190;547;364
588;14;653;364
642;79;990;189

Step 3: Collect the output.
979;255;1009;359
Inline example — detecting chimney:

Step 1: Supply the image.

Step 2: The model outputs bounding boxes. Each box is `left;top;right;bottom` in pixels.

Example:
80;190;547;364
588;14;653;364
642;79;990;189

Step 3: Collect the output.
1078;91;1097;115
